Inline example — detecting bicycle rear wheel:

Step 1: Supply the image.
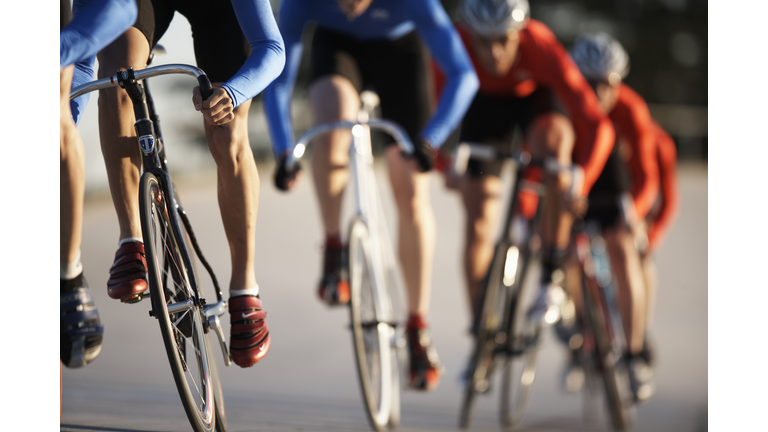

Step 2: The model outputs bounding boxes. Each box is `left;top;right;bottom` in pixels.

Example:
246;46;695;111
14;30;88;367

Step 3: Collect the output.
141;172;215;432
348;217;394;431
459;239;510;429
500;247;543;428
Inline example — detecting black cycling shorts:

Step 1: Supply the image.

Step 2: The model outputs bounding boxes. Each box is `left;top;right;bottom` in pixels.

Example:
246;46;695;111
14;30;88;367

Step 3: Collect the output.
134;0;250;83
459;87;566;177
584;138;631;229
61;0;72;29
309;27;433;146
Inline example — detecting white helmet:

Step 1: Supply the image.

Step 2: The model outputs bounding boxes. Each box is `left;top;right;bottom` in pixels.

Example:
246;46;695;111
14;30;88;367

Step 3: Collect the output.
460;0;530;37
570;32;629;84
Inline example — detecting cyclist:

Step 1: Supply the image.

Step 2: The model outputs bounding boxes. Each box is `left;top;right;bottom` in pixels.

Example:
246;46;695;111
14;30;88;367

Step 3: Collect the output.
640;121;679;341
263;0;479;390
60;0;137;369
432;0;614;339
562;31;673;402
95;0;285;368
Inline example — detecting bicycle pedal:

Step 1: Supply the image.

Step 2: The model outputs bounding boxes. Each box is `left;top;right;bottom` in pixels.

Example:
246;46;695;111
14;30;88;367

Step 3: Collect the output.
120;293;144;304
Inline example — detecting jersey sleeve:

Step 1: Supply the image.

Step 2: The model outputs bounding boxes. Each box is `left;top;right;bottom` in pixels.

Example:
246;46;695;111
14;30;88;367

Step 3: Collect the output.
530;24;614;196
60;0;137;68
263;0;307;156
219;0;286;109
618;86;660;220
64;0;137;125
413;0;479;148
647;123;679;252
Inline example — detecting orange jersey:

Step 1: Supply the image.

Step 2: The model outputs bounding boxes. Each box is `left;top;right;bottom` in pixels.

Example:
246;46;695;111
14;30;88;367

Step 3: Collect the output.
610;84;660;220
433;20;615;195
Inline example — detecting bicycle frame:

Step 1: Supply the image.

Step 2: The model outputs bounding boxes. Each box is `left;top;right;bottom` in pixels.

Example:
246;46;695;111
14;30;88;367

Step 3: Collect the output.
70;64;231;365
287;119;414;323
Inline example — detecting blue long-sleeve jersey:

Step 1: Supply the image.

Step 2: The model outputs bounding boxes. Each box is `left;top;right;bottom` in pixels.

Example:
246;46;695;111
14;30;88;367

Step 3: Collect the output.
219;0;286;109
61;0;137;125
63;0;285;124
263;0;479;156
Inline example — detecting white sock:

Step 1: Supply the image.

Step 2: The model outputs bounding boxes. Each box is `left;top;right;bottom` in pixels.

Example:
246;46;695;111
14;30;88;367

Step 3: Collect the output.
230;285;260;298
119;237;144;247
60;249;83;280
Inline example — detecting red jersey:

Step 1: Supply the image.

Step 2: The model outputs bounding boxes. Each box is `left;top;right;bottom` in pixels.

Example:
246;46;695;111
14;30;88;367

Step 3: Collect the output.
646;122;679;251
610;84;660;220
611;84;678;251
433;20;615;195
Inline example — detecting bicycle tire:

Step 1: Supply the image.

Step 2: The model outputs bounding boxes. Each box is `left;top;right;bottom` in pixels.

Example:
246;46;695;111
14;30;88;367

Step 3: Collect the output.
500;246;543;429
577;232;631;432
348;217;394;431
140;172;215;432
176;195;228;432
459;238;510;429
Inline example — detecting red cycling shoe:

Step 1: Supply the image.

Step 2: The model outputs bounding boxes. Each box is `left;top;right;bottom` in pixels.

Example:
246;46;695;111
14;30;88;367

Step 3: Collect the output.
107;241;148;303
406;314;444;391
229;295;271;368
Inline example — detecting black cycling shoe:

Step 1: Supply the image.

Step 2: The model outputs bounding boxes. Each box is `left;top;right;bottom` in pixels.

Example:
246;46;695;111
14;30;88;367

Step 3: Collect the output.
317;237;349;306
61;273;104;368
625;351;655;403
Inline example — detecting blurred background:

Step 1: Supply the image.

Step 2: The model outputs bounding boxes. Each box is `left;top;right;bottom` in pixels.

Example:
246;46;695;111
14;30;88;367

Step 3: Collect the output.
75;0;707;197
63;1;707;431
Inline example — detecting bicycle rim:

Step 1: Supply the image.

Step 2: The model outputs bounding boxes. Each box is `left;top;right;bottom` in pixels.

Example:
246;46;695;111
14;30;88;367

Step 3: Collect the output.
141;173;215;432
459;240;509;429
348;218;393;431
584;280;630;431
500;253;543;428
176;191;228;432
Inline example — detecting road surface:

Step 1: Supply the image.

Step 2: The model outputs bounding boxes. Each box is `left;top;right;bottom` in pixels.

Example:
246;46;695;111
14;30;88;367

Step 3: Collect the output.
61;160;707;432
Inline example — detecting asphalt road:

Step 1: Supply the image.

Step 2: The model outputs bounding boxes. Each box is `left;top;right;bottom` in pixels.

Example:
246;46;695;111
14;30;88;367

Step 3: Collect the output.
61;160;707;432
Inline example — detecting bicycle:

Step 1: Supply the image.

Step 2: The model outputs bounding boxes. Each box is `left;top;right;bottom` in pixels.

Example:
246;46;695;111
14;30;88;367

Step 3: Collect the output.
283;95;413;431
70;58;232;432
569;216;637;432
454;142;576;430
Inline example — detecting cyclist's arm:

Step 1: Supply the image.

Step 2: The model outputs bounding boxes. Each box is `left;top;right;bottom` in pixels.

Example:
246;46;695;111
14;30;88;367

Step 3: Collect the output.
414;0;479;149
647;123;680;252
60;0;137;69
219;0;286;108
533;23;614;196
63;0;137;125
263;0;309;157
617;85;660;220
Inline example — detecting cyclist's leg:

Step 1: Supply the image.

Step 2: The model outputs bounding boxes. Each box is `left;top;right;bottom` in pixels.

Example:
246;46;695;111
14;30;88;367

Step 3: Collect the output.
603;224;647;354
61;63;105;368
527;112;576;260
96;1;164;300
369;31;443;390
308;75;359;237
60;65;85;270
183;0;261;294
453;92;516;323
461;174;503;321
97;30;152;243
202;98;258;292
365;30;435;319
306;28;364;305
181;0;270;367
385;149;436;317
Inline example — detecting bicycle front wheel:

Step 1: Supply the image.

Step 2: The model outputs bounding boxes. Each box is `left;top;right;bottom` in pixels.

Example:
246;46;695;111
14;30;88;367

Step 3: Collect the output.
348;217;394;431
459;239;509;430
141;172;215;432
500;248;543;429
